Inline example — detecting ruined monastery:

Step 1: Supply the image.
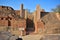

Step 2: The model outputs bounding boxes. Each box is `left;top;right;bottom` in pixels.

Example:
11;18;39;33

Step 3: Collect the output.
0;4;60;35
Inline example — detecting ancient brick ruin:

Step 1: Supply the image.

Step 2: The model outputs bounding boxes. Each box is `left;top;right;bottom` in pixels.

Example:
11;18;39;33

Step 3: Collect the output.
0;4;60;36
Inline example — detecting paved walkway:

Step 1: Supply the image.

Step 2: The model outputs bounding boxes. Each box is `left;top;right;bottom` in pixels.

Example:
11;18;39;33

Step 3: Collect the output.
22;34;60;40
22;34;43;40
0;31;60;40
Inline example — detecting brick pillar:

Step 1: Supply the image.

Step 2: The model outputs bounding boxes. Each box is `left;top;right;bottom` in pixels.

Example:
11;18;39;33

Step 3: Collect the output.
34;11;38;33
36;4;41;21
34;22;38;33
25;10;28;19
20;4;24;18
34;4;42;33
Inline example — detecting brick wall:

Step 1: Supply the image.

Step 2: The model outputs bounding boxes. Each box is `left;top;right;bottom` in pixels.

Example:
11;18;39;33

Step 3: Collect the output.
37;21;44;33
0;18;8;26
11;19;26;28
0;18;8;31
10;19;26;35
34;21;44;33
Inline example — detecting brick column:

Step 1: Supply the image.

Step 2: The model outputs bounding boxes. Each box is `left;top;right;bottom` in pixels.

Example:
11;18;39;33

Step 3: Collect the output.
34;11;38;33
34;22;38;33
20;4;24;18
25;10;28;19
34;4;43;33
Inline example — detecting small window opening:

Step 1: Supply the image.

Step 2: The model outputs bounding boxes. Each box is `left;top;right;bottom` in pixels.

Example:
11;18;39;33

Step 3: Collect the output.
1;18;3;20
6;18;8;20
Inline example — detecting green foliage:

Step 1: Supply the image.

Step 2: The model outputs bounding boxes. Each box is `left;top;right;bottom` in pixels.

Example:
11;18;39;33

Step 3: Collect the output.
52;5;60;13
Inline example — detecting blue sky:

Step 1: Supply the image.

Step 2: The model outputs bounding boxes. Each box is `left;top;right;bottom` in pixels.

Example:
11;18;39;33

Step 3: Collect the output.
0;0;60;12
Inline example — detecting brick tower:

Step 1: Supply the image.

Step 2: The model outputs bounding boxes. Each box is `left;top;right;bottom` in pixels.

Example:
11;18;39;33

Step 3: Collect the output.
36;4;41;21
20;4;24;18
34;4;42;33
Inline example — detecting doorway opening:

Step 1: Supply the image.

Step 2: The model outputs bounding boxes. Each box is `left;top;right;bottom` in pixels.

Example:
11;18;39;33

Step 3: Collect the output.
26;18;35;35
8;20;11;26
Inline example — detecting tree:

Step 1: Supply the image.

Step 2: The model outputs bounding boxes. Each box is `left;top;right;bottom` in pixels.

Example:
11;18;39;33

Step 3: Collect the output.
52;5;60;13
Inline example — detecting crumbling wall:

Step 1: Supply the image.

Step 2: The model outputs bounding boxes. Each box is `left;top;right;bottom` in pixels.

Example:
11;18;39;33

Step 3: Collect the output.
41;13;60;34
